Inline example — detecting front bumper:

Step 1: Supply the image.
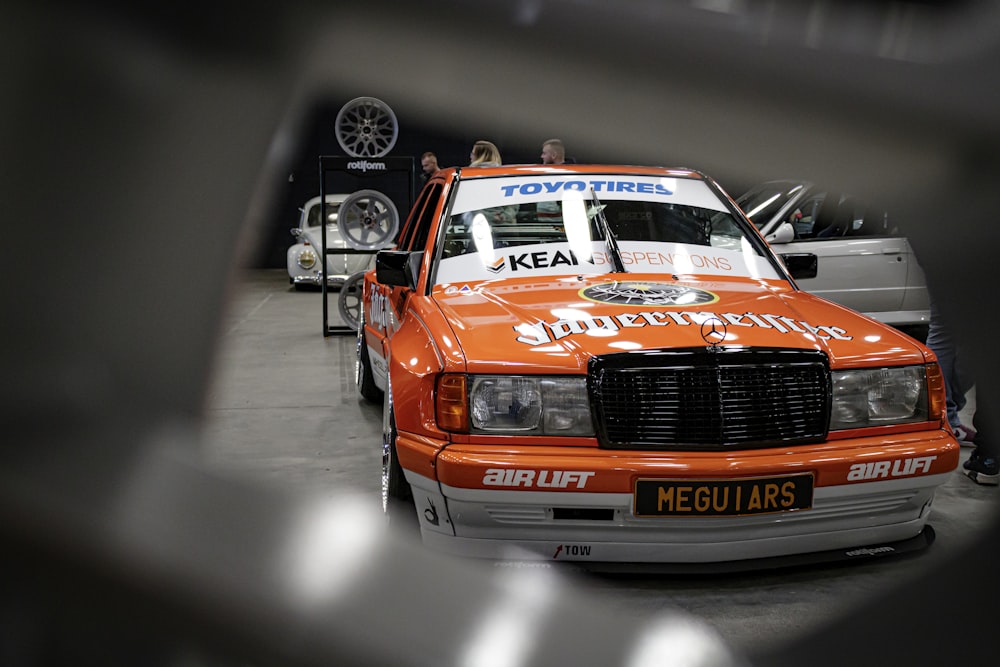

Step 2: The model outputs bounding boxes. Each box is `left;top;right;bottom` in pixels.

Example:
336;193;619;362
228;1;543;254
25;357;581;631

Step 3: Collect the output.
291;272;349;286
399;430;959;566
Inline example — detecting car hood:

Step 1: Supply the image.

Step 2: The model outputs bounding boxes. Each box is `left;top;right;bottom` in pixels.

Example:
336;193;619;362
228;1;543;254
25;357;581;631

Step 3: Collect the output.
431;275;927;373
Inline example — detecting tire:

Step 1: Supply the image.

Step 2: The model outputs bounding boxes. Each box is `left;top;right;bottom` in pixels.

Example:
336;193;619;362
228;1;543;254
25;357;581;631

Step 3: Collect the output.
338;270;366;329
356;311;383;403
382;391;419;537
382;394;411;504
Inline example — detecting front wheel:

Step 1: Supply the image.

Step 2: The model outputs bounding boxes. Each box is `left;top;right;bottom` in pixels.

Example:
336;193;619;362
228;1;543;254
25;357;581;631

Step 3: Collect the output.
382;390;418;536
382;395;411;507
356;311;383;403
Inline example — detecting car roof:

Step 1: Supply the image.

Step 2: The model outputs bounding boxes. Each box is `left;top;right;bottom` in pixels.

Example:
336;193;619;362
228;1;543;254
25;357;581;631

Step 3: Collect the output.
433;164;707;181
302;193;349;207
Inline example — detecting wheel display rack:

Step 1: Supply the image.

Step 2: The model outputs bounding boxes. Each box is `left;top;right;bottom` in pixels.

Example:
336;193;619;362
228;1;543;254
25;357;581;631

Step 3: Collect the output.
319;155;415;336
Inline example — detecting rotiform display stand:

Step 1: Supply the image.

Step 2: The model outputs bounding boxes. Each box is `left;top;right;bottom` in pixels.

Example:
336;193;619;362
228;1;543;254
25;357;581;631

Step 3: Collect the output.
318;155;415;336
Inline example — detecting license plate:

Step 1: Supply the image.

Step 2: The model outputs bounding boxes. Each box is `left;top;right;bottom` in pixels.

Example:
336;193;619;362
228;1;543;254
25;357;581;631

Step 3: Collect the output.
633;474;813;517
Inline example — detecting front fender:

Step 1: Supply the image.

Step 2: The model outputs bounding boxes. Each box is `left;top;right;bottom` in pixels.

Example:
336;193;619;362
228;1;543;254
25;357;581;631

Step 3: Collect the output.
388;309;448;440
286;242;312;278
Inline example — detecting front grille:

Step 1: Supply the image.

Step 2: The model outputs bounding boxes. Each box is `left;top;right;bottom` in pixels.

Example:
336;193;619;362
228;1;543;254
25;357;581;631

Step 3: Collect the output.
589;347;830;450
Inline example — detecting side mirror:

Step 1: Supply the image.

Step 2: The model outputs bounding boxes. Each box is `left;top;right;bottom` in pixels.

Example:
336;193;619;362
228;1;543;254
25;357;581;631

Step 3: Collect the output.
781;253;818;280
376;250;424;290
766;221;795;244
290;227;303;238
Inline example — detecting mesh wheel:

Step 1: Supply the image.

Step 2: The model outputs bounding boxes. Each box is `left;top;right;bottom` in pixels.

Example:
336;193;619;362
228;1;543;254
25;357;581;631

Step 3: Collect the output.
335;96;398;158
338;189;399;251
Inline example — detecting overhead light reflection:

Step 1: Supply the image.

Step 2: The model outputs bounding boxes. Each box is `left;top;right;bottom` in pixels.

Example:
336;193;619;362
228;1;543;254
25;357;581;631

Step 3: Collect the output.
625;616;738;667
561;189;593;263
609;341;643;350
529;345;567;353
739;236;763;279
671;245;694;274
674;290;704;305
471;213;495;264
659;177;679;194
744;192;781;220
459;568;558;667
282;495;381;609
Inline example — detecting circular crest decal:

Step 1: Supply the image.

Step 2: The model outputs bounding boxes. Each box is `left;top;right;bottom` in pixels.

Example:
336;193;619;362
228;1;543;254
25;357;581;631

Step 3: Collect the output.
580;282;719;307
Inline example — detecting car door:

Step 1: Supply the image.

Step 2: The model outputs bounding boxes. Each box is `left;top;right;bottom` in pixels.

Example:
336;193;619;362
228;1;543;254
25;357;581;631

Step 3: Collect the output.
363;181;444;387
767;190;912;319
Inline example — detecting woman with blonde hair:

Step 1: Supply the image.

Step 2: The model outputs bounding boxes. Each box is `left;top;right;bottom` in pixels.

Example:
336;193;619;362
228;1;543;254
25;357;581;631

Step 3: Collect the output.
467;140;515;222
469;140;502;166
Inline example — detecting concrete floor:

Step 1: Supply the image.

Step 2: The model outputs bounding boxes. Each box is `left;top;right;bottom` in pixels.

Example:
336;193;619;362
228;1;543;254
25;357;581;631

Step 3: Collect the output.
201;268;998;659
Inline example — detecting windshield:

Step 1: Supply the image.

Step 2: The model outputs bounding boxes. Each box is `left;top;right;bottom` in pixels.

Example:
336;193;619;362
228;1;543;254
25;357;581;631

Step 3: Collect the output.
435;174;781;284
305;201;340;227
736;181;803;230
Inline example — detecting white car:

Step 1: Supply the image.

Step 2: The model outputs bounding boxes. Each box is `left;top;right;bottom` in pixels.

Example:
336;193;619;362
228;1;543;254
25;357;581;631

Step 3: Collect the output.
286;194;374;290
737;181;929;334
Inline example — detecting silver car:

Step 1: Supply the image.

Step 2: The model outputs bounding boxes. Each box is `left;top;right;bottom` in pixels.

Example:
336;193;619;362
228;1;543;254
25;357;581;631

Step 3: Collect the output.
737;180;929;334
286;194;375;290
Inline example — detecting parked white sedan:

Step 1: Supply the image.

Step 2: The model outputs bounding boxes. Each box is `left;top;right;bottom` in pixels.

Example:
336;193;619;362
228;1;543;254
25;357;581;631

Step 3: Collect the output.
287;194;374;290
737;180;929;334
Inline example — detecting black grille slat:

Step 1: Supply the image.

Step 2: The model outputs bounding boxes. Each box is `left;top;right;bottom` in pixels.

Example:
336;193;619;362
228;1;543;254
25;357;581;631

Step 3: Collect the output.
589;347;830;450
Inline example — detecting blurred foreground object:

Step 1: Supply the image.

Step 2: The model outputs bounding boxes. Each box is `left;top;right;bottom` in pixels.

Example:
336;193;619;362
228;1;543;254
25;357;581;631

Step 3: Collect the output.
1;1;997;666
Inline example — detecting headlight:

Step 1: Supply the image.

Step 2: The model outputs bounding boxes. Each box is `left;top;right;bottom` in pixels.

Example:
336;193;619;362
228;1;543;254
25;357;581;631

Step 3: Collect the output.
297;247;317;269
830;366;928;430
438;375;594;436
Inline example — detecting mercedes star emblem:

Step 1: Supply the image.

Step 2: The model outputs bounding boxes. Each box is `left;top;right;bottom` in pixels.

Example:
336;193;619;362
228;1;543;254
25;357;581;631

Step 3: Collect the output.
700;317;728;346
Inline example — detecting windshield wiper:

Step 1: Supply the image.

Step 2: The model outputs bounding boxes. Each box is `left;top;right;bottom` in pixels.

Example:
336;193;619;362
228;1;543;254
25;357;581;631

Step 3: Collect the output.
590;187;626;273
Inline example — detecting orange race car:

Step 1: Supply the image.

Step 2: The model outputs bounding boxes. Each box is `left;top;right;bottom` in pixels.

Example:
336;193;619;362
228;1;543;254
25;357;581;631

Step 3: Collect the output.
355;164;959;570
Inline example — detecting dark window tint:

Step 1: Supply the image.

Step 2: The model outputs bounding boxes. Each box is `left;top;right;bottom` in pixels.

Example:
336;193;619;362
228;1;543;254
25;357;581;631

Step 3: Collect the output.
397;183;442;251
737;182;799;229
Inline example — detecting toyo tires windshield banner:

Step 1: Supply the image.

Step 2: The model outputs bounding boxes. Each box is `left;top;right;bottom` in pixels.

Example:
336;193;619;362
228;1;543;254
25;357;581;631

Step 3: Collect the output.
437;173;780;284
450;173;729;214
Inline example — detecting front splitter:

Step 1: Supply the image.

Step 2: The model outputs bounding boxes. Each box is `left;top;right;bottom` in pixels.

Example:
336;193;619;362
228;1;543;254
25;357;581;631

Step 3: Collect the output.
487;525;936;575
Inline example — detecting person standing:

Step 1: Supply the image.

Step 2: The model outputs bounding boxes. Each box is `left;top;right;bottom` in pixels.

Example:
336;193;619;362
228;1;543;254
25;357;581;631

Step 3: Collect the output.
964;384;998;485
420;151;441;182
926;293;997;485
540;138;565;165
468;140;514;222
926;297;977;442
469;140;502;167
536;139;568;221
